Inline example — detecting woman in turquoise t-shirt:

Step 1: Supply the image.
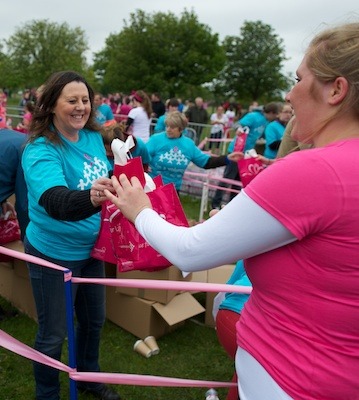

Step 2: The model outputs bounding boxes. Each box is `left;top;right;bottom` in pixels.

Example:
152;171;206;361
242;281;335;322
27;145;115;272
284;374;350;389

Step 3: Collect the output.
22;71;120;400
146;111;242;191
263;104;293;159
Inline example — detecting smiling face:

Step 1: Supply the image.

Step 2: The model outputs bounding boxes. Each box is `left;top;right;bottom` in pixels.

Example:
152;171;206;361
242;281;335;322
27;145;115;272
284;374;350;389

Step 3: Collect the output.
53;81;91;139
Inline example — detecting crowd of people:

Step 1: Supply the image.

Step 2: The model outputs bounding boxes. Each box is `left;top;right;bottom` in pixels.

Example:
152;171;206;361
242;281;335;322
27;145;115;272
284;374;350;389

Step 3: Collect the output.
1;20;359;400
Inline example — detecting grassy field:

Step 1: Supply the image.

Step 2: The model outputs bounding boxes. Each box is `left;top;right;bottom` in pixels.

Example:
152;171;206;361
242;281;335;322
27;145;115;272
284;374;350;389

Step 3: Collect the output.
0;296;233;400
0;195;235;400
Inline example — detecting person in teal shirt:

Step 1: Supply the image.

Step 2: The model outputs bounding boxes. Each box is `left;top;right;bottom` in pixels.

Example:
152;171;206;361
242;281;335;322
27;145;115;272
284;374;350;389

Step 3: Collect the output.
263;104;293;159
211;103;279;209
154;98;179;133
94;92;114;125
146;111;242;191
22;71;120;400
214;259;251;400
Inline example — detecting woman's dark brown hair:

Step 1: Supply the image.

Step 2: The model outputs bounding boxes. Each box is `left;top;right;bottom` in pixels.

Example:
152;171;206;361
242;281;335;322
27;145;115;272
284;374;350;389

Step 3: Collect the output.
28;70;100;144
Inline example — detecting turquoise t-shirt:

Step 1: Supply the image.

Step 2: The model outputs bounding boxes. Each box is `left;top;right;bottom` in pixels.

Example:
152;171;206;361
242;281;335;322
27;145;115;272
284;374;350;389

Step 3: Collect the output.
96;103;114;125
239;110;268;151
22;130;111;260
146;132;210;189
263;120;285;159
228;110;269;153
154;114;166;133
132;137;150;165
219;259;251;314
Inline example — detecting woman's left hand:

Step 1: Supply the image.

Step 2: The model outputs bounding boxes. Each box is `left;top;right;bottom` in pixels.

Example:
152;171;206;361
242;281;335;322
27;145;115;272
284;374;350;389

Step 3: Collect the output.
90;177;115;207
227;151;244;162
256;154;276;166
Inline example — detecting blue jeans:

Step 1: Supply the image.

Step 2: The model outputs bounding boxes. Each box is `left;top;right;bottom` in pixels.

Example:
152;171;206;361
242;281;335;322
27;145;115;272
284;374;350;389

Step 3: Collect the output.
24;237;106;400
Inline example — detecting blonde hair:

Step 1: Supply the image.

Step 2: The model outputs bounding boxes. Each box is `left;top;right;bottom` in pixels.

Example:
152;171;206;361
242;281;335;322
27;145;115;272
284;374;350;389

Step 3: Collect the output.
306;22;359;120
165;111;188;132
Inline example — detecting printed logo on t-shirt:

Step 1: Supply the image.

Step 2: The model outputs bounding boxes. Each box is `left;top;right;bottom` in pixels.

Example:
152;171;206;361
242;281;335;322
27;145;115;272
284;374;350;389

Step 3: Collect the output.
158;147;189;166
77;156;108;190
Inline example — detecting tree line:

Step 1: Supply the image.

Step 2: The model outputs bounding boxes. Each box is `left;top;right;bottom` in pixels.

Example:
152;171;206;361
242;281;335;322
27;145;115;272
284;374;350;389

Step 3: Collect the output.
0;9;293;105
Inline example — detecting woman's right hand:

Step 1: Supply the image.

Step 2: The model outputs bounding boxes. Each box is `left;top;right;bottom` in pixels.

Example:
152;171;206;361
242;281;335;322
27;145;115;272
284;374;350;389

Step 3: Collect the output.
256;154;276;166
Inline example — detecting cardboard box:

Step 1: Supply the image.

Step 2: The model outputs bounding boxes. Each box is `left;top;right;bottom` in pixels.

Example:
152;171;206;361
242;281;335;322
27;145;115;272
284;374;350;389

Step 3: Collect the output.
188;270;208;283
106;287;205;339
115;265;192;304
13;257;30;279
0;241;21;301
205;264;235;327
1;239;24;252
0;240;37;320
11;261;37;321
0;239;24;258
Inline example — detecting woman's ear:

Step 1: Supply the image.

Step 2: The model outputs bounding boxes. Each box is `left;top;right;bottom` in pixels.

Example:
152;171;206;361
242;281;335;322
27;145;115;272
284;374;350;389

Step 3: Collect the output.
328;77;349;105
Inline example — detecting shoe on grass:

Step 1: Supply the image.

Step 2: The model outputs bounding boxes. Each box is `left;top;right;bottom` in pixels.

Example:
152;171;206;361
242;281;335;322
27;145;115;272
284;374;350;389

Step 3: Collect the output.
78;384;121;400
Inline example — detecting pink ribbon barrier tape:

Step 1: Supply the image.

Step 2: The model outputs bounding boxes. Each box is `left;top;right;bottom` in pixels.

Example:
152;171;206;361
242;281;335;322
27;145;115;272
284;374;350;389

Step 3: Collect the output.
0;245;252;293
0;329;73;374
0;245;72;282
0;245;245;389
0;329;236;388
72;277;252;294
70;371;236;388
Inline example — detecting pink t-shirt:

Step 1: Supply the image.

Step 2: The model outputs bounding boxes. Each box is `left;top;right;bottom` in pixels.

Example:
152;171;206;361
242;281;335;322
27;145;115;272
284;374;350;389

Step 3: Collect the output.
238;139;359;400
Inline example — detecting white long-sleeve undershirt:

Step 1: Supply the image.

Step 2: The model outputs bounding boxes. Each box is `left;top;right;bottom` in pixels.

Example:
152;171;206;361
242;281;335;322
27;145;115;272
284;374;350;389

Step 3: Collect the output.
135;191;296;272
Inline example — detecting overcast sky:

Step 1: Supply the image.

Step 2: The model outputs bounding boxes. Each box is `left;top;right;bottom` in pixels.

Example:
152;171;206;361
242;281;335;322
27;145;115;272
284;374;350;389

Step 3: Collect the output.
1;1;358;77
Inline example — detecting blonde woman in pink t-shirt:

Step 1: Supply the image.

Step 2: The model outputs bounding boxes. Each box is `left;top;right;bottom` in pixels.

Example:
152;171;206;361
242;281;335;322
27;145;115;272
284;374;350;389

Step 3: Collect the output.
105;22;359;400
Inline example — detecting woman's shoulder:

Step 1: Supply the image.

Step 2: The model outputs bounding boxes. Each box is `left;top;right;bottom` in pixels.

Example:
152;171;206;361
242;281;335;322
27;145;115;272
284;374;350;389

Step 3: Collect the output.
23;136;57;161
81;127;101;134
147;132;166;144
266;120;282;132
25;135;48;147
128;107;138;116
129;106;145;116
151;131;167;139
135;136;149;149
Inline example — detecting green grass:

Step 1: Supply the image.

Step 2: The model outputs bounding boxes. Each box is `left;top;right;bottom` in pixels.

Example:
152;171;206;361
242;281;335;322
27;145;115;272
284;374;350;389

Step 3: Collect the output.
0;196;234;400
0;297;233;400
179;193;205;222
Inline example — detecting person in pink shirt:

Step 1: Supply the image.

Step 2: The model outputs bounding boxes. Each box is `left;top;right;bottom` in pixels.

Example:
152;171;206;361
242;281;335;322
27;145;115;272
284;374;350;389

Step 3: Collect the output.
105;22;359;400
115;95;132;122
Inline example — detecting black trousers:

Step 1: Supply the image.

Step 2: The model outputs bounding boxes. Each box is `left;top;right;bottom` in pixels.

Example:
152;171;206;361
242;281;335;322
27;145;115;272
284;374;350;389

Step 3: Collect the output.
211;161;241;208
